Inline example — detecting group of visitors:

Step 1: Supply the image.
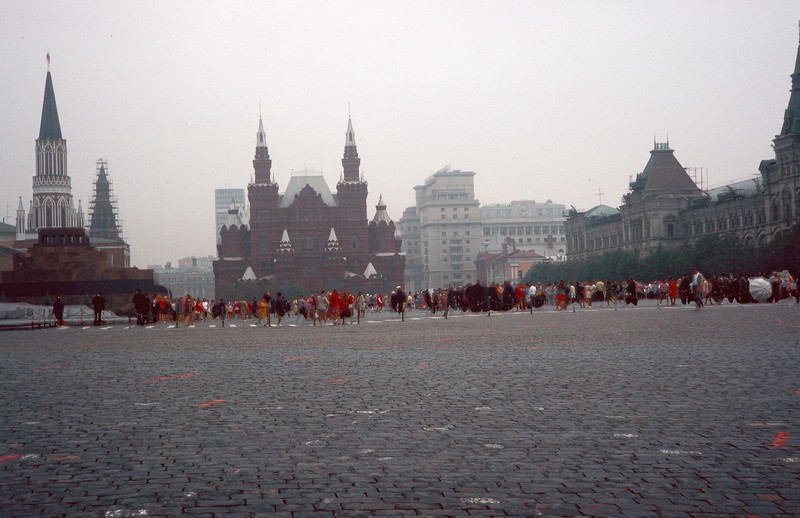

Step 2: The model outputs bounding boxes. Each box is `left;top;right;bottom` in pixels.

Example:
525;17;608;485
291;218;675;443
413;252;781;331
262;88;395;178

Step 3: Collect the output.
124;269;797;328
408;269;799;314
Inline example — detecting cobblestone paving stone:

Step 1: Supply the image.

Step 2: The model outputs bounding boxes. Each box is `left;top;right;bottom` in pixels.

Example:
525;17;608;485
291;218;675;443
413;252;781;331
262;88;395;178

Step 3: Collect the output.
0;302;798;517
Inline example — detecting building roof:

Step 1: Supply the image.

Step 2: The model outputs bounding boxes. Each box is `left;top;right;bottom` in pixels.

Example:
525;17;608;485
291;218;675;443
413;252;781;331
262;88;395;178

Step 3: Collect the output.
632;143;701;193
371;195;392;224
706;177;761;202
583;204;619;218
39;67;62;140
279;172;337;208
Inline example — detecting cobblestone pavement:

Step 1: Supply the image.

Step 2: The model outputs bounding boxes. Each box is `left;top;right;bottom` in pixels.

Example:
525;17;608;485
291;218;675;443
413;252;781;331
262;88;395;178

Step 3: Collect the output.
1;302;798;517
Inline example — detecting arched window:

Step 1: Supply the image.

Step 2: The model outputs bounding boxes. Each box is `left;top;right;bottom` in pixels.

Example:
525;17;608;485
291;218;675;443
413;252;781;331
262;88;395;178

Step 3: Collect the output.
350;233;358;251
782;189;792;221
304;235;314;251
259;236;269;253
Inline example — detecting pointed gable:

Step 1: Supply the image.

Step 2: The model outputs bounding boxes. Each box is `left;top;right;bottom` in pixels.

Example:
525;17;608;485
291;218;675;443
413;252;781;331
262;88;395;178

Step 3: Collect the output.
325;227;342;252
371;194;392;225
277;229;294;253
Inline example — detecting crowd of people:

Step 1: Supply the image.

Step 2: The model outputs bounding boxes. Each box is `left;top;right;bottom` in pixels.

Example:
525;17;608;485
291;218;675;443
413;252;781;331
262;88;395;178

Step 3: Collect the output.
406;270;798;313
125;269;798;327
129;288;397;327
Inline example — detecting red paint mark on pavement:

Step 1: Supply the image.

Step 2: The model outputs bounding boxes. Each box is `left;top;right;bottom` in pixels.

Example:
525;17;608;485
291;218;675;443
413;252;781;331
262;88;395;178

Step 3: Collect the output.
794;389;800;395
143;372;200;383
528;346;541;350
284;355;318;362
772;432;790;448
417;364;432;369
36;365;68;372
0;454;21;463
326;378;347;383
195;399;226;408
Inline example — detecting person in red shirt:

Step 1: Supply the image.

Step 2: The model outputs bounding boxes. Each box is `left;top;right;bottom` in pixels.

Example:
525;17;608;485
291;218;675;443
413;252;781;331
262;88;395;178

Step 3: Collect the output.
329;289;341;324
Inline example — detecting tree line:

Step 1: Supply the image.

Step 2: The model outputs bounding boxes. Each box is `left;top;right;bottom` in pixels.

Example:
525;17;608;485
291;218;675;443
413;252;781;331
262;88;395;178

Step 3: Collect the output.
524;225;800;284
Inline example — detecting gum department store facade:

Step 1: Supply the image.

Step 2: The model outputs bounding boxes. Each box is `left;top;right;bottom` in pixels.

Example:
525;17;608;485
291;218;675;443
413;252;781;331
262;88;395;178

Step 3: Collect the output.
566;31;800;259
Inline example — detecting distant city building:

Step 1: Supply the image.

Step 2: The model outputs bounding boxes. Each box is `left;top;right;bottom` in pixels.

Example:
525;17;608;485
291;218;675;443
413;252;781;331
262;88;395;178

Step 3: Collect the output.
475;248;546;285
396;206;422;292
480;200;567;260
402;167;482;290
400;171;570;289
215;188;247;244
566;29;800;261
153;256;215;300
15;57;84;248
213;115;404;296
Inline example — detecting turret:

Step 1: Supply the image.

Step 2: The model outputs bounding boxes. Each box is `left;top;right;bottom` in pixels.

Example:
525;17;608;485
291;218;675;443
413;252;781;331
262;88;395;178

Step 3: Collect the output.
341;116;361;182
253;115;273;184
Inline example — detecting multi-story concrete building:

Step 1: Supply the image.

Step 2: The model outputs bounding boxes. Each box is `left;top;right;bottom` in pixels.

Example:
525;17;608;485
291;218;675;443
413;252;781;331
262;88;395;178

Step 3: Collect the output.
153;257;215;300
406;167;482;289
480;200;567;260
396;206;423;292
566;26;800;259
214;188;246;244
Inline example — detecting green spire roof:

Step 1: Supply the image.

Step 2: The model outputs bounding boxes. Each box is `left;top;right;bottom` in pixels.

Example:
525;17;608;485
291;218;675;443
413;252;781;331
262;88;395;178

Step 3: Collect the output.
38;70;62;140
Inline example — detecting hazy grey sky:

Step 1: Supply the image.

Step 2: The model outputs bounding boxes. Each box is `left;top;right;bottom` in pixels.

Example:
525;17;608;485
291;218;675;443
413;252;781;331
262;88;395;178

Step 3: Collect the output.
1;1;798;267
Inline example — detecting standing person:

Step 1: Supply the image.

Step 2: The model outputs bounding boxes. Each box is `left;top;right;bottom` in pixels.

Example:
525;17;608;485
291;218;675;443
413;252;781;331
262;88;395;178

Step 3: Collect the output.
555;280;567;310
356;291;366;320
576;282;586;308
658;279;669;306
257;295;269;326
183;294;195;325
668;276;678;306
307;293;317;326
91;293;105;325
274;292;288;326
316;290;330;325
133;288;148;326
625;278;638;307
217;299;226;326
53;295;65;326
691;267;705;309
679;274;692;305
329;289;341;324
395;286;406;321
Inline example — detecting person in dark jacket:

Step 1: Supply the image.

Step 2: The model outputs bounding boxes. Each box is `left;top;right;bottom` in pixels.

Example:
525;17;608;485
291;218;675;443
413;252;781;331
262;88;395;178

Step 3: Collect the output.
53;295;65;326
91;293;106;325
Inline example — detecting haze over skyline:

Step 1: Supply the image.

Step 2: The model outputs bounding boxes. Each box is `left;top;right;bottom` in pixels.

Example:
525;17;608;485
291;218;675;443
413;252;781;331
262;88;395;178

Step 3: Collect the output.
1;1;798;268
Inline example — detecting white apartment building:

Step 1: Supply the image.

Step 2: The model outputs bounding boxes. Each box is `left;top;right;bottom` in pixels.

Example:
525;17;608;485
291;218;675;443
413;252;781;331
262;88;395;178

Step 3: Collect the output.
411;167;482;289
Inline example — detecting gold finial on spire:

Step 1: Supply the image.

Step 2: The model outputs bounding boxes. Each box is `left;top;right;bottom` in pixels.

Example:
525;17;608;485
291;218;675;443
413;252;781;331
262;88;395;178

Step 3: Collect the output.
259;102;262;118
46;52;50;70
348;101;351;118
